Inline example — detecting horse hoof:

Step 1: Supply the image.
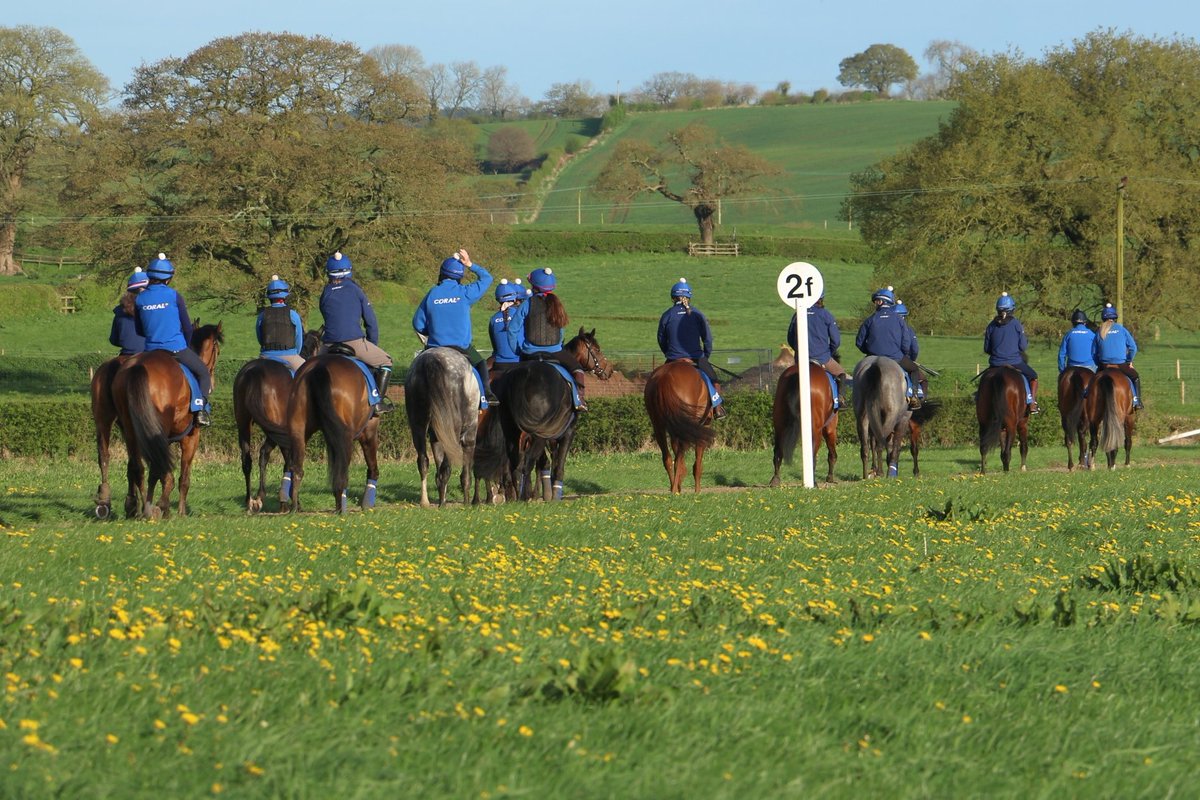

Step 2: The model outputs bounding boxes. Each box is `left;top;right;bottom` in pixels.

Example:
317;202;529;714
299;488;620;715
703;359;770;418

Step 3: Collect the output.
94;504;111;520
146;506;162;521
1020;465;1028;473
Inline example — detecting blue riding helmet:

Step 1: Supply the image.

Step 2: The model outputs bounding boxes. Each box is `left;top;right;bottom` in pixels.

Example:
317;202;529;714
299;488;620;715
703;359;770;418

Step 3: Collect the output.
996;292;1016;312
872;286;895;305
1101;303;1118;321
671;278;692;299
528;268;555;293
495;278;520;303
146;253;174;280
440;257;465;281
1071;309;1089;325
127;269;149;291
326;252;352;279
894;300;908;316
266;275;290;300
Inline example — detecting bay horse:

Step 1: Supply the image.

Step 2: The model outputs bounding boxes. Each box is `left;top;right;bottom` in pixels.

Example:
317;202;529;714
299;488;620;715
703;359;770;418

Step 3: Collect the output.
111;322;224;519
500;329;612;501
1085;367;1137;469
976;366;1029;473
770;362;838;486
286;351;381;513
404;347;481;508
1058;367;1095;471
232;329;323;513
645;359;717;494
91;355;131;519
851;356;914;479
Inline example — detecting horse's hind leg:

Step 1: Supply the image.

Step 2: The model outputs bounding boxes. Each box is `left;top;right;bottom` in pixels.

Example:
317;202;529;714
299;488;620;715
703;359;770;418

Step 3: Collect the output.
692;444;706;494
95;417;114;519
360;426;380;510
1018;422;1029;472
124;451;144;519
253;439;274;513
173;434;198;517
670;440;689;494
239;417;255;511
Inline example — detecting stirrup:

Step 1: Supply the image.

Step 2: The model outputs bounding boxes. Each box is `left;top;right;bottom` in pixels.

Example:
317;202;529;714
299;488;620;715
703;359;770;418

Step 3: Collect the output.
713;404;728;419
196;409;212;427
1029;402;1041;415
373;398;395;415
486;393;500;406
1133;398;1144;409
907;397;922;410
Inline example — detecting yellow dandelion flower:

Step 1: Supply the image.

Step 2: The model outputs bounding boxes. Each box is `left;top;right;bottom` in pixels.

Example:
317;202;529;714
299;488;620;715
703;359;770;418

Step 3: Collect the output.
1054;684;1068;694
961;715;972;724
518;725;533;737
106;734;119;744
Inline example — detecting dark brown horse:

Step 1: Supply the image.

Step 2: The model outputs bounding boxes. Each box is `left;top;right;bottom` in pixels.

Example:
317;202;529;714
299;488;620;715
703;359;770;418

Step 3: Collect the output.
232;330;323;513
286;353;381;513
1085;367;1137;469
976;366;1029;473
1058;366;1095;471
111;322;224;519
499;329;612;501
91;355;133;519
770;362;838;486
645;359;717;494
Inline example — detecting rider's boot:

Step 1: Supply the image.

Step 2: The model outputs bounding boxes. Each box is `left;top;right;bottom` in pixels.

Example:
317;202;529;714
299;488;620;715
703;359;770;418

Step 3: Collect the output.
1133;376;1144;409
373;366;395;414
1029;378;1041;414
572;369;589;412
478;362;499;406
196;404;212;427
908;374;924;409
711;380;728;419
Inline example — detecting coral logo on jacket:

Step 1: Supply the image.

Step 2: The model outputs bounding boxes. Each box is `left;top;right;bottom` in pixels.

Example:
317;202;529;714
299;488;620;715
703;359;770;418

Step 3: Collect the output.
432;297;460;305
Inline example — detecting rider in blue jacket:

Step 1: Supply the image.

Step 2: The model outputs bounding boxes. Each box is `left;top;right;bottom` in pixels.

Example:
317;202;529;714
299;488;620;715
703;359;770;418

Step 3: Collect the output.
856;286;925;408
787;292;846;401
110;269;147;356
1093;303;1143;408
984;292;1040;414
659;278;725;418
134;253;213;426
412;248;497;404
488;278;524;376
320;252;394;414
1058;309;1098;373
507;267;587;410
256;275;305;371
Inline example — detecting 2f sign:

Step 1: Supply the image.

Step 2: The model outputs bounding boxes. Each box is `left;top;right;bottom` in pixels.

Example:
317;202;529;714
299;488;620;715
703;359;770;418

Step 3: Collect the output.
776;262;824;309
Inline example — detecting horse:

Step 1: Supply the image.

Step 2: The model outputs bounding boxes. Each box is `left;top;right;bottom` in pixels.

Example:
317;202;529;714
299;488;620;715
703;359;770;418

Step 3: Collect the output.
851;356;916;479
644;359;717;494
111;322;224;519
770;361;838;486
286;350;381;513
404;347;481;508
976;366;1030;473
232;329;323;513
91;355;133;519
499;329;612;501
1058;367;1095;471
1085;367;1137;469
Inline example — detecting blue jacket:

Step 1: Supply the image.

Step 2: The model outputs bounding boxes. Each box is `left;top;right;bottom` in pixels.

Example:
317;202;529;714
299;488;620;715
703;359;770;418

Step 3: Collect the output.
904;324;920;361
856;307;913;361
135;283;193;352
412;266;493;349
507;295;565;355
788;306;841;363
1058;325;1098;371
110;306;145;355
1094;323;1138;365
658;303;713;360
320;279;380;344
984;316;1028;367
488;309;520;363
256;303;304;356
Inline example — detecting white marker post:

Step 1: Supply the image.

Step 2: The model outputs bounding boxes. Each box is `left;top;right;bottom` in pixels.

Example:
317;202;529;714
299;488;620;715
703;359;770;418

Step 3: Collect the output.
776;262;825;488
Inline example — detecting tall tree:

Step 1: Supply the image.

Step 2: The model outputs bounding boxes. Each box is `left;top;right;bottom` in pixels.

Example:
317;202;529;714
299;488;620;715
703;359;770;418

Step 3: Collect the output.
837;44;918;96
845;30;1200;332
61;32;489;301
540;81;605;118
922;39;978;98
595;122;780;244
0;26;106;274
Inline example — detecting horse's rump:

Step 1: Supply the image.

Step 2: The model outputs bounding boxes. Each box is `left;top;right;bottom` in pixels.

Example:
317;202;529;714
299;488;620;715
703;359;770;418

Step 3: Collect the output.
645;361;714;448
405;347;479;465
234;358;294;448
853;356;910;445
503;360;576;440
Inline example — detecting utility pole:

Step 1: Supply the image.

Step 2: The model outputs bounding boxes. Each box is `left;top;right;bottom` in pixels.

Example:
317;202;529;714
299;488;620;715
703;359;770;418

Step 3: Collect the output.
1116;176;1127;319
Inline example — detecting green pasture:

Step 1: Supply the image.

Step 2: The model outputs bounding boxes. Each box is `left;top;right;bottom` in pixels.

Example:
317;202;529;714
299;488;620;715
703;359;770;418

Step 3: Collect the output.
3;452;1200;797
474;117;600;161
535;103;955;229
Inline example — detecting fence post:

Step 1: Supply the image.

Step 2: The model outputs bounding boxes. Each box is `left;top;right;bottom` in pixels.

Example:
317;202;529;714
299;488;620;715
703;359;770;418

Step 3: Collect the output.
1182;381;1186;405
1177;359;1181;380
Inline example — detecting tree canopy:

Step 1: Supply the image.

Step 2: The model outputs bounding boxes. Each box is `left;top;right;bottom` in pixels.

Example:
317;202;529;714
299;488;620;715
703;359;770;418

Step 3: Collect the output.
60;32;491;303
845;30;1200;333
594;122;780;244
837;44;918;97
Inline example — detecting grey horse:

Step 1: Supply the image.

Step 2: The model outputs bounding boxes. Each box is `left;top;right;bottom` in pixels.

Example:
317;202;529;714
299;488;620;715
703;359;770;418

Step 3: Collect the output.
405;347;481;507
852;356;914;479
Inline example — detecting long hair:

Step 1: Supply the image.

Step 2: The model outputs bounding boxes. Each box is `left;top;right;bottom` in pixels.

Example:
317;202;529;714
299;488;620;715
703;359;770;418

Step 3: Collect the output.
1099;320;1115;340
539;293;569;328
120;291;137;315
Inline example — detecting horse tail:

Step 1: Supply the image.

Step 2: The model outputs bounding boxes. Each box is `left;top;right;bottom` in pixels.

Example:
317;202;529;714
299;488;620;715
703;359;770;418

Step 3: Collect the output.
646;380;715;448
426;359;466;465
773;370;800;464
126;363;174;477
310;366;353;489
979;373;1005;455
1099;375;1124;454
857;362;893;444
473;408;507;480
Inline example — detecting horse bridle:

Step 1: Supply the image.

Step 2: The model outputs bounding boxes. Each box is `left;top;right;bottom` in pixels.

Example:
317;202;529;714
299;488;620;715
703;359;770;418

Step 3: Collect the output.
580;338;607;378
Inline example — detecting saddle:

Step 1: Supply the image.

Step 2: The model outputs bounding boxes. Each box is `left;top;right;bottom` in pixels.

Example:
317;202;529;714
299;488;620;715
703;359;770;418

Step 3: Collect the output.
322;344;384;411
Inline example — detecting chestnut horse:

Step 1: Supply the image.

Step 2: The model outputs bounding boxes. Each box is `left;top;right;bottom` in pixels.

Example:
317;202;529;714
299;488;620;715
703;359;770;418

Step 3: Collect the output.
499;329;612;501
645;359;717;494
1085;367;1137;469
976;366;1029;473
1058;367;1095;471
111;322;224;519
770;362;838;486
232;329;322;513
286;353;381;513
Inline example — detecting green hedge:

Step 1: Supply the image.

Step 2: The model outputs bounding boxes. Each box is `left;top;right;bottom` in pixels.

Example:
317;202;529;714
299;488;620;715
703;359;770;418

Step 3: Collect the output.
505;229;871;262
1;391;1194;460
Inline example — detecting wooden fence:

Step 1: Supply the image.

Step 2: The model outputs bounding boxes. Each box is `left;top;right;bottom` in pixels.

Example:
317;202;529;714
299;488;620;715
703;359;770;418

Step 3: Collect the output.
687;242;740;257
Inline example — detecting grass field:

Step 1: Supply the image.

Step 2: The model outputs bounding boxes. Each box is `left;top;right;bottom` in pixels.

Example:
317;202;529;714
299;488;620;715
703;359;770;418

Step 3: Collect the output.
3;448;1200;797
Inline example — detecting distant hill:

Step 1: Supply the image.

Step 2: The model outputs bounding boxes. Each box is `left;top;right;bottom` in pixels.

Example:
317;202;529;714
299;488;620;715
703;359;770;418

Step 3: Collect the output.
478;102;954;232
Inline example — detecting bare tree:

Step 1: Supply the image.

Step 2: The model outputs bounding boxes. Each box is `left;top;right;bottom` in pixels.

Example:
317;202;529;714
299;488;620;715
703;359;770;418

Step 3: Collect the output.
0;26;107;274
478;65;524;118
487;127;535;172
367;43;425;83
923;39;979;98
422;62;450;120
445;60;484;118
541;80;605;118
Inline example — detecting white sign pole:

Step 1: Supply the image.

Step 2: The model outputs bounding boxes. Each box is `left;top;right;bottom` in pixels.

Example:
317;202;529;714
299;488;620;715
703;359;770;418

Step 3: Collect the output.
776;262;825;489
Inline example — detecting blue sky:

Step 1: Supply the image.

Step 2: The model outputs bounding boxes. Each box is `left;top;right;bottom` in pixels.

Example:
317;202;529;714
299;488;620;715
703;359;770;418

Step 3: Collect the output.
11;0;1198;100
